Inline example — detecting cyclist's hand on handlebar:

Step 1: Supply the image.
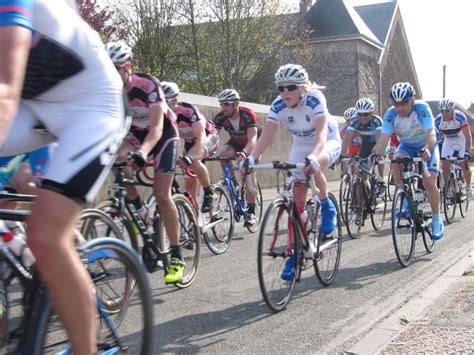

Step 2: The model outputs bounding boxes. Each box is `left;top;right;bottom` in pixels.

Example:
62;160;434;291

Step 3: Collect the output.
464;151;471;161
368;153;381;164
239;154;256;174
178;154;193;169
304;154;319;175
419;148;431;161
128;150;147;169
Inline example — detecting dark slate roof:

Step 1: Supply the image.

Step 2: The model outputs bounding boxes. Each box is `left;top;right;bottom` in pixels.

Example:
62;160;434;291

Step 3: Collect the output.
304;0;381;46
354;1;397;45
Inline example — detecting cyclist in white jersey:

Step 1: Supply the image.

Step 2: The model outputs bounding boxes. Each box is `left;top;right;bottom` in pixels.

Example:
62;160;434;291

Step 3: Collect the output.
244;64;341;280
373;82;444;240
435;98;472;199
0;1;127;353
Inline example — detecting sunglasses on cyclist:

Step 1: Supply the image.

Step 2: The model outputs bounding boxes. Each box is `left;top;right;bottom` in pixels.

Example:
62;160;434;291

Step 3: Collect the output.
277;84;300;93
393;100;410;107
220;102;234;107
358;113;371;117
440;109;452;113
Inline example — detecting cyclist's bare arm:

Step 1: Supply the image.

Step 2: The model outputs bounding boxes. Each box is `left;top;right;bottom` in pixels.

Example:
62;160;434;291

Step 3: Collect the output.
0;26;31;143
249;120;277;159
243;126;258;156
188;124;206;160
138;103;165;156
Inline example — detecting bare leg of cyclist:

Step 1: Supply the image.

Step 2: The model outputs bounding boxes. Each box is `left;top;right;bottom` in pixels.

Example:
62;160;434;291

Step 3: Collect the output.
27;189;95;355
424;172;441;214
154;172;184;282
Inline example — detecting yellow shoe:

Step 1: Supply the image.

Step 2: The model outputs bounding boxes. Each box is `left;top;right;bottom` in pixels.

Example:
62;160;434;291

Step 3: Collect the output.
164;258;185;284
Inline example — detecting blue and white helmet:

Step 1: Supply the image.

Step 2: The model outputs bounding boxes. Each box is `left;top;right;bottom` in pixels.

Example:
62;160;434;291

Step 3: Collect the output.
161;82;180;100
438;98;455;111
389;82;415;102
275;64;309;85
218;89;240;102
105;41;133;66
343;107;357;121
355;98;375;114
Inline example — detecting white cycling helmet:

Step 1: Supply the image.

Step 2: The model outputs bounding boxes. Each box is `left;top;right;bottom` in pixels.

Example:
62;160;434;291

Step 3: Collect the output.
218;89;240;102
275;64;309;85
438;98;455;112
355;98;375;114
389;82;415;102
105;41;133;66
161;81;180;100
343;107;357;121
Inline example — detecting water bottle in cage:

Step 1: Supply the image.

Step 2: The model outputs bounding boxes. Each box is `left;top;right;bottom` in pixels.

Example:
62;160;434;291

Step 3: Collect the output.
414;189;424;212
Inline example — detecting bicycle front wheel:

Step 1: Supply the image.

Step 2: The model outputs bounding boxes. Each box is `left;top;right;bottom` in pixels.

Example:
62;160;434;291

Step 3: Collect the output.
345;181;362;239
370;183;388;231
391;187;416;267
339;173;351;225
459;177;469;218
443;173;456;223
314;193;343;286
203;184;235;255
27;239;153;355
257;200;296;312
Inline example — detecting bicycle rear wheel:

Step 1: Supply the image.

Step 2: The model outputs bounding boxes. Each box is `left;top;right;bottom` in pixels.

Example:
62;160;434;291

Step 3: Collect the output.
443;174;456;223
203;184;234;255
0;279;7;350
459;176;469;218
391;187;416;267
257;200;296;312
387;168;394;201
339;173;350;225
345;181;362;239
26;239;153;355
314;193;342;286
246;180;263;233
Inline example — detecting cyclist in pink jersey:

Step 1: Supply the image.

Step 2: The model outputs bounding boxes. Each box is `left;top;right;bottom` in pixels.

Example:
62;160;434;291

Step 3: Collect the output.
161;82;219;212
106;41;185;283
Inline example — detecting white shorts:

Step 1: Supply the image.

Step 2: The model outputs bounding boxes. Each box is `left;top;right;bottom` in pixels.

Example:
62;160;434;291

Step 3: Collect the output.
441;139;465;159
0;93;128;203
289;139;341;180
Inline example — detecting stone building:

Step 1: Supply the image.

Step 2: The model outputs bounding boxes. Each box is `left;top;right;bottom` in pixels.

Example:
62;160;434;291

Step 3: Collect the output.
292;0;420;116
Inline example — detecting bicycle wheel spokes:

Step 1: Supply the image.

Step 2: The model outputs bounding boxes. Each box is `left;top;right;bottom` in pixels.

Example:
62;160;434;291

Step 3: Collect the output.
32;240;153;354
370;185;387;231
443;174;456;223
257;201;296;312
391;188;415;267
203;184;235;255
458;177;469;218
173;195;201;288
314;194;342;286
345;182;362;239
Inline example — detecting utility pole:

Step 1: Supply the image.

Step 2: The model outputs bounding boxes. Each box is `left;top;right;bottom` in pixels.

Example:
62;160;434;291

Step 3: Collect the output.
442;65;447;98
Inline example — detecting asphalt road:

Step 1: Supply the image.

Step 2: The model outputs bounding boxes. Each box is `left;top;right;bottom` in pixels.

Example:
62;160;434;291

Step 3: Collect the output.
147;182;474;353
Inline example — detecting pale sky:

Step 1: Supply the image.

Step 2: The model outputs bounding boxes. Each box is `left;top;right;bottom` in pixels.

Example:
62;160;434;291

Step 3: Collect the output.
289;0;474;108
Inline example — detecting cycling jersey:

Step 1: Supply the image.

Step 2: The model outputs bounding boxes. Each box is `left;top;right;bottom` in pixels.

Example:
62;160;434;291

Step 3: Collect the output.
347;115;382;158
0;0;127;203
340;123;361;156
126;73;176;130
381;101;434;148
213;106;259;147
435;110;468;141
266;91;341;180
175;102;216;143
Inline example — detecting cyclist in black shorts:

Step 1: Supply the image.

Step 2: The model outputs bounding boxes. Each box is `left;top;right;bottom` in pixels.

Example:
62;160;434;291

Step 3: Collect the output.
213;89;260;226
106;41;185;284
161;81;219;212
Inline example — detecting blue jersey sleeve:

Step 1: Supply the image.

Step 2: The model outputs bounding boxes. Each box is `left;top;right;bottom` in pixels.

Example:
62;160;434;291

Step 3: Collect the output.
381;108;396;135
414;102;434;131
0;0;33;30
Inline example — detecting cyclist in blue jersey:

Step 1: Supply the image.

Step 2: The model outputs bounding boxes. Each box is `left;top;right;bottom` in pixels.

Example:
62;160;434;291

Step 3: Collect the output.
435;98;472;199
0;1;127;353
373;82;444;240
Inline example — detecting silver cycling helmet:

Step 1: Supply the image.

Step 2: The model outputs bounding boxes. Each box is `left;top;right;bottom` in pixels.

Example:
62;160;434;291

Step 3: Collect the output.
218;89;240;102
389;82;415;102
343;107;357;121
105;41;133;66
438;98;455;112
161;81;180;100
355;98;375;114
274;64;309;85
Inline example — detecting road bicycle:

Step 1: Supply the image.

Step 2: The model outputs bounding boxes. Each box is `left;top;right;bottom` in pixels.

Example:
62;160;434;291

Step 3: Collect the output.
96;161;201;288
391;157;435;267
344;156;389;239
338;156;356;225
206;155;263;233
255;161;342;312
0;192;153;354
441;156;469;223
